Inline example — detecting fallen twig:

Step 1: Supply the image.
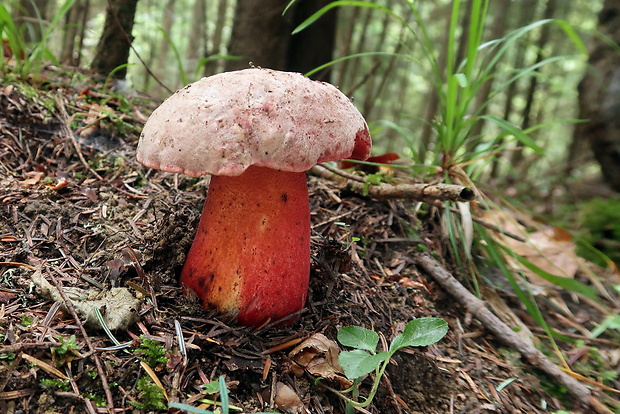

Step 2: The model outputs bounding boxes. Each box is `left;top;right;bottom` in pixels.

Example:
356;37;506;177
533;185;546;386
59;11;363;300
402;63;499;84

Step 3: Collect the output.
0;342;62;354
412;252;613;414
310;164;474;202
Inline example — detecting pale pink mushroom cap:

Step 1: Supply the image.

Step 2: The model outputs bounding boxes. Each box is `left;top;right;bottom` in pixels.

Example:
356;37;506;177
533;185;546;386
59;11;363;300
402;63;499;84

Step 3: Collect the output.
136;68;371;176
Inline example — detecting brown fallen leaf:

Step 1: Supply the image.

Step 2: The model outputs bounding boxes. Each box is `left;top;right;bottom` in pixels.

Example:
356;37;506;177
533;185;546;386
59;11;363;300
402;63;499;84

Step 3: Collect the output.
289;333;352;388
18;171;44;186
274;382;304;414
482;209;580;286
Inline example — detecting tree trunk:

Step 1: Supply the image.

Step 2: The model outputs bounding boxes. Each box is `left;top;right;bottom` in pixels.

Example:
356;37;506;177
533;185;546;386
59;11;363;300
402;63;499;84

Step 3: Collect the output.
224;0;292;72
419;3;451;160
286;0;337;82
60;0;88;66
224;0;337;83
75;0;90;67
575;0;620;191
336;6;359;86
346;6;373;85
90;0;140;80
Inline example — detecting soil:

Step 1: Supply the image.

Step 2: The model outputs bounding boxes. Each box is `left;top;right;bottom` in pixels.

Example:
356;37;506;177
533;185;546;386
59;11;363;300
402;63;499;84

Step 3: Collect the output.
1;70;619;414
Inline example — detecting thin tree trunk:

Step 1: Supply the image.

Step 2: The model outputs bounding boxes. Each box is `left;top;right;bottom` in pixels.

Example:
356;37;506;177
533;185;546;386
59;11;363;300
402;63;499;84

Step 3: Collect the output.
363;5;411;118
74;0;90;67
91;0;140;80
455;0;473;67
419;3;452;160
490;0;537;179
468;0;510;150
204;0;229;77
336;6;360;86
60;0;86;65
347;7;373;85
186;0;207;74
360;0;395;116
510;0;556;170
157;0;176;82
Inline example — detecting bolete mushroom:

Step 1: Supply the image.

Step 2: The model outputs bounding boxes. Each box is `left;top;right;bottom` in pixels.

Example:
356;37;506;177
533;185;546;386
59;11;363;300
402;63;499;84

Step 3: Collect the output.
136;68;371;326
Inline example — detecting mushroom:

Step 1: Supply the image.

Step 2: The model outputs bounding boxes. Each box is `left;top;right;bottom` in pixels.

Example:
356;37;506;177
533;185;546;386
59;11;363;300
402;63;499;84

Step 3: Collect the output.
137;68;371;326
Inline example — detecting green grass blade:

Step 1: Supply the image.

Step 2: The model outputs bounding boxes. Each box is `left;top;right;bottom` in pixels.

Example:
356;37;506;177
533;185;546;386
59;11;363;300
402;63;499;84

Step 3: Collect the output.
0;4;25;68
159;26;188;86
292;1;401;35
304;51;404;77
513;255;599;301
194;54;240;77
218;375;229;414
168;402;213;414
481;115;544;155
552;19;588;56
29;0;76;68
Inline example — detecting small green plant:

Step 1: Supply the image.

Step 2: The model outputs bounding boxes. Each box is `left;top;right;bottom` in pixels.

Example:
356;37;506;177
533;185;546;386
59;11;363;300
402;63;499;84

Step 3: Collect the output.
590;315;620;340
361;172;389;196
333;318;448;410
20;313;33;327
52;335;79;365
0;351;16;361
130;376;167;411
84;392;106;407
134;336;168;368
40;378;70;391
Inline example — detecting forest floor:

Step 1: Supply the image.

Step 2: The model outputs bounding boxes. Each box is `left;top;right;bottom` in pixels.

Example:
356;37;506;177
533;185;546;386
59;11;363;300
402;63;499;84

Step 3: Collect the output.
1;68;619;414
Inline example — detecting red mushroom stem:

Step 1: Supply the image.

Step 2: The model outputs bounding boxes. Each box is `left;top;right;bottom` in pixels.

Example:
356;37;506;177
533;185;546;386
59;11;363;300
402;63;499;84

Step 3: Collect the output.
179;165;310;326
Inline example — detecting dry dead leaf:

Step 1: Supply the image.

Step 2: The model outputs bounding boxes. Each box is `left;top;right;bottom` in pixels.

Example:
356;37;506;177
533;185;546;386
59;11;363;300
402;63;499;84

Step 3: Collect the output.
482;209;580;286
18;171;44;186
289;333;352;388
274;382;304;414
509;228;579;284
398;277;425;289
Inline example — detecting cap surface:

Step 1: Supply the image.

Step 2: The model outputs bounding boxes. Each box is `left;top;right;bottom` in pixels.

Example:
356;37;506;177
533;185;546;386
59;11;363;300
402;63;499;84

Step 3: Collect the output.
137;68;371;176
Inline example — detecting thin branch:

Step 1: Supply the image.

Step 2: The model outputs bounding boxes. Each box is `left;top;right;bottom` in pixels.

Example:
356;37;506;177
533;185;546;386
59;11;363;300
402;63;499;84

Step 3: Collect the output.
413;252;612;414
310;164;474;202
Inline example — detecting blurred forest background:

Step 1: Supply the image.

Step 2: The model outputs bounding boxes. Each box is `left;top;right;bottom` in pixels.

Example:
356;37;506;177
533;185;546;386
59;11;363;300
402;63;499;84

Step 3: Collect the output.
3;0;620;253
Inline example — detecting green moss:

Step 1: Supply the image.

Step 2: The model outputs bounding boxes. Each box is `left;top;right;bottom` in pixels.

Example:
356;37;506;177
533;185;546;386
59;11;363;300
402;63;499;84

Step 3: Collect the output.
130;376;167;411
134;337;168;368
